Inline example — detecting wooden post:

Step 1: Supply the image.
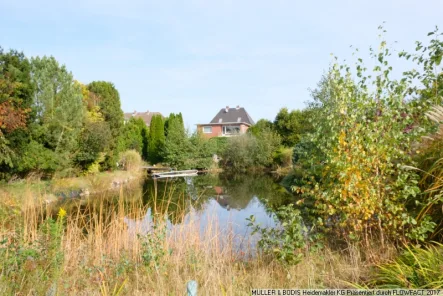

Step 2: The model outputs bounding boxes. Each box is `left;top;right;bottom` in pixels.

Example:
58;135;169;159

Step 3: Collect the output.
187;280;197;296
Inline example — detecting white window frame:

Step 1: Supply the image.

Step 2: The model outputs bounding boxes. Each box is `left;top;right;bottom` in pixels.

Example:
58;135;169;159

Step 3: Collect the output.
222;125;241;135
202;126;212;134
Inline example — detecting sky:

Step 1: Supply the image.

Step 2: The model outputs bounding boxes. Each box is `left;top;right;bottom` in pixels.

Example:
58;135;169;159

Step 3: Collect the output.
1;0;442;129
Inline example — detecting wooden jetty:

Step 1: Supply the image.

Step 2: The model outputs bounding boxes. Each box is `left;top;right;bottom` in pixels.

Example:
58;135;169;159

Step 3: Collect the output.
152;170;198;179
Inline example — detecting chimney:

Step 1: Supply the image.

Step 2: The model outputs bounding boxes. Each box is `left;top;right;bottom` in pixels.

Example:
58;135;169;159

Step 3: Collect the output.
146;110;150;114
132;110;137;116
236;105;240;110
225;106;229;112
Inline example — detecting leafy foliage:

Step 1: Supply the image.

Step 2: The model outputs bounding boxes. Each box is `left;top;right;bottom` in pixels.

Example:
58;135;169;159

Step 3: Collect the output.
76;121;112;170
29;56;84;173
87;81;124;169
162;113;188;168
0;49;128;178
291;29;443;244
274;108;314;147
221;128;281;172
187;132;218;169
272;147;293;167
0;47;33;169
247;205;308;265
161;113;217;169
138;215;168;273
248;119;273;136
147;114;165;164
119;117;148;157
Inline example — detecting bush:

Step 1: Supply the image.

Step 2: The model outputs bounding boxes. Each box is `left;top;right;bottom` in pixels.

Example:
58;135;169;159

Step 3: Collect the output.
273;147;293;168
290;32;442;243
220;129;281;172
187;132;218;169
247;204;311;265
208;137;228;155
119;150;142;172
220;134;258;172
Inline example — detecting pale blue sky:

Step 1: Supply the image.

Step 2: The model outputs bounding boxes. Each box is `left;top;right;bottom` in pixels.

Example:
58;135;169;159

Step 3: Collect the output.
1;0;442;129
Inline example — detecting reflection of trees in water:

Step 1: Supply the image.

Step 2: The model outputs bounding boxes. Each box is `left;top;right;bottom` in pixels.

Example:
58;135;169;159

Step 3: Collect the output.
51;174;294;233
215;173;294;213
139;173;294;224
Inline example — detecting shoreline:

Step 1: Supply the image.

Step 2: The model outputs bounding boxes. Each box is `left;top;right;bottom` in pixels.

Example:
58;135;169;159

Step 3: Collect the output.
0;169;145;206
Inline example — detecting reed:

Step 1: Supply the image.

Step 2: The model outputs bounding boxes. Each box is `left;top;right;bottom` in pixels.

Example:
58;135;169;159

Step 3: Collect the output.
370;243;443;288
0;182;391;295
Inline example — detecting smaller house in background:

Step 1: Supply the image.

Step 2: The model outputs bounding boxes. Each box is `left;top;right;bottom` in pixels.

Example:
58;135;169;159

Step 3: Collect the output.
123;110;163;127
197;106;255;138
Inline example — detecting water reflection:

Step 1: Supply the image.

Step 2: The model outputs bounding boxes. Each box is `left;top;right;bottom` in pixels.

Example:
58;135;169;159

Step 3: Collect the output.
55;173;295;251
124;173;294;248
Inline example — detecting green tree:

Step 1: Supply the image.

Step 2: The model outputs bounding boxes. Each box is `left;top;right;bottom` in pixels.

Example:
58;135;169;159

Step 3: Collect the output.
0;47;33;172
75;121;112;170
162;113;189;168
164;112;184;138
193;132;218;168
87;81;124;169
147;114;165;164
221;134;258;172
120;117;148;156
220;128;280;172
163;113;174;137
274;108;313;147
186;132;218;169
29;56;84;173
255;127;281;167
294;31;440;244
248;119;274;136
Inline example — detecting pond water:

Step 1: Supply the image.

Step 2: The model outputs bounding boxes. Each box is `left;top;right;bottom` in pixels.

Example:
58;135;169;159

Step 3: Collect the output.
124;174;294;249
57;173;294;251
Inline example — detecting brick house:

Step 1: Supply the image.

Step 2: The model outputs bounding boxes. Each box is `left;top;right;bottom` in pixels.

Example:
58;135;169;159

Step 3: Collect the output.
123;110;163;126
197;106;255;138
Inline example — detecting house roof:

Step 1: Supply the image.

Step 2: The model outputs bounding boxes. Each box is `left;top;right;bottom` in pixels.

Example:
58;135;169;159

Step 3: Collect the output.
123;111;163;126
207;106;254;126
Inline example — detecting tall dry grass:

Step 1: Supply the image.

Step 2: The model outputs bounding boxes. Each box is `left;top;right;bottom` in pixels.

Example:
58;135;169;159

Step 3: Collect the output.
0;183;394;295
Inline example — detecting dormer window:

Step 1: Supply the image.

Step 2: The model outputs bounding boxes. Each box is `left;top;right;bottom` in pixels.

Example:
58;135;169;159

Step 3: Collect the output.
219;118;222;123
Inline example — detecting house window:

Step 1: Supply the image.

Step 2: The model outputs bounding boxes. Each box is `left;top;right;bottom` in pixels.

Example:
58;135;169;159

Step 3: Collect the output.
203;126;212;133
223;126;240;135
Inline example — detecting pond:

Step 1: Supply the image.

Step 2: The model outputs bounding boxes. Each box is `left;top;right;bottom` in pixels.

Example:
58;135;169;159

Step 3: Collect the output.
58;173;295;252
129;174;294;248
